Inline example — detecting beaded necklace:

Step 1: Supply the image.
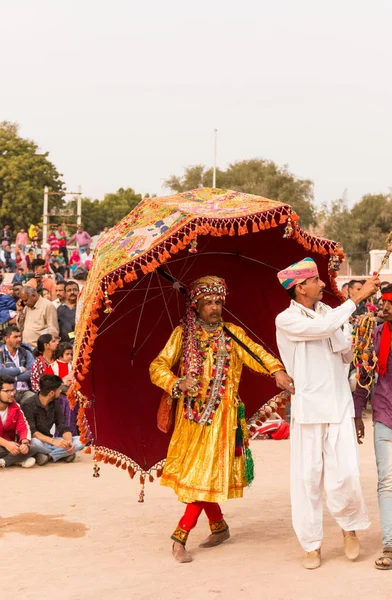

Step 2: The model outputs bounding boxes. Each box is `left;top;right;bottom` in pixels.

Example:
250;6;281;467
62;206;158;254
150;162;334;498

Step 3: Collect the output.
184;322;231;425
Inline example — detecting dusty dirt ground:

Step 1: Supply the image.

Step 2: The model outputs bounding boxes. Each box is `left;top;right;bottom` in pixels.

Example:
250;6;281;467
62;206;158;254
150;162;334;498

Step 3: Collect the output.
2;421;391;600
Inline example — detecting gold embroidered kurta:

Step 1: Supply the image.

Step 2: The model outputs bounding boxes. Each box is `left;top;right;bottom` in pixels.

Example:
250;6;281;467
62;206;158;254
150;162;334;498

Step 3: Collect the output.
150;323;283;504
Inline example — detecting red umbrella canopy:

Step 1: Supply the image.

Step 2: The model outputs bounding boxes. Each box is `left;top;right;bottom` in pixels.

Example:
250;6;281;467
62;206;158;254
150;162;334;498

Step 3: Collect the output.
69;188;345;480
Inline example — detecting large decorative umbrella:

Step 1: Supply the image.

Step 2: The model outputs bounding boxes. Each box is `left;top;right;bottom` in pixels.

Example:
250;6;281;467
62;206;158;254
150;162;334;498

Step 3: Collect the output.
69;188;344;487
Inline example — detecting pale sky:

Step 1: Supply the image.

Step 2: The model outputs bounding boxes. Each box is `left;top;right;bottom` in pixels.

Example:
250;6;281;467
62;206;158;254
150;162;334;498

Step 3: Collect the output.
2;0;392;208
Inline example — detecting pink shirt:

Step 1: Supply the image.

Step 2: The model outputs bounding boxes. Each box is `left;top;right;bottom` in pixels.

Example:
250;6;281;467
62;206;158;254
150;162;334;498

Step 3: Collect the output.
16;232;28;246
70;231;92;247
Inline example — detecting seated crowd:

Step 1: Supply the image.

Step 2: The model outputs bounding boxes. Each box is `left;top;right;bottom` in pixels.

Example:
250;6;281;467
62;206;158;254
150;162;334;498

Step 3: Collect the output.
0;223;102;469
0;222;95;284
0;277;82;469
0;333;84;468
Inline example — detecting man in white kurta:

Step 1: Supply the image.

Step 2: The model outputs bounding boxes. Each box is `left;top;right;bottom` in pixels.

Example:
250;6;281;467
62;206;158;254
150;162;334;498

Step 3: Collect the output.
275;257;380;569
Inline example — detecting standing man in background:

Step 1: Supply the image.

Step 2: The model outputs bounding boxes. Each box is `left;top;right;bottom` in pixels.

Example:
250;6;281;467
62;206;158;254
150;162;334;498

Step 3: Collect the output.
354;283;392;570
68;225;92;255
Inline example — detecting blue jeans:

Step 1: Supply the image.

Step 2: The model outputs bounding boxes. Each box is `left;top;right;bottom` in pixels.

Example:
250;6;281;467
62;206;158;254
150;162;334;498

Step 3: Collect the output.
30;436;84;462
374;421;392;548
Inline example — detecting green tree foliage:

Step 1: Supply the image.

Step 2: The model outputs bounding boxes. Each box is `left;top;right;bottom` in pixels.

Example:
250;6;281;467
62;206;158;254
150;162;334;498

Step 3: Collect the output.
165;159;316;229
321;194;392;273
0;121;65;232
67;188;143;236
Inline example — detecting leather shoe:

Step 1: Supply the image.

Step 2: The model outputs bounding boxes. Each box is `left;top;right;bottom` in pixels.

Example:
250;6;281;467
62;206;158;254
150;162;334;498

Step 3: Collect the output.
199;527;230;548
172;542;192;563
344;534;360;560
303;550;321;569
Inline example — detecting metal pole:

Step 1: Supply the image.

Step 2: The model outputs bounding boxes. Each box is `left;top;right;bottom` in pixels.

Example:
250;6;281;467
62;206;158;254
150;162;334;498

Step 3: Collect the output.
77;185;82;226
212;128;218;188
43;186;49;244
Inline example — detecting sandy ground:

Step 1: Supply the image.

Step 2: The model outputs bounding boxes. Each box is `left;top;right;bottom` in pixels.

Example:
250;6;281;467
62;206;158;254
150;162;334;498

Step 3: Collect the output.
2;420;391;600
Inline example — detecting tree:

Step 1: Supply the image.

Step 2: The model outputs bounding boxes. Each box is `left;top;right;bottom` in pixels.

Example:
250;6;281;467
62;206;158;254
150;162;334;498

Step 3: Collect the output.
67;188;143;236
0;121;65;233
321;194;392;274
164;159;317;228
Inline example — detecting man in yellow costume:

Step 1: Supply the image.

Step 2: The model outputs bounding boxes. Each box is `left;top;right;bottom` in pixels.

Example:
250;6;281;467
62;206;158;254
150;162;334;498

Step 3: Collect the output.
150;275;294;563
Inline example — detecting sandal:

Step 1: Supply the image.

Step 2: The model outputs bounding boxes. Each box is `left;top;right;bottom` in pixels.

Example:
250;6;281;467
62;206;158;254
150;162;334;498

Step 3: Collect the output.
375;549;392;570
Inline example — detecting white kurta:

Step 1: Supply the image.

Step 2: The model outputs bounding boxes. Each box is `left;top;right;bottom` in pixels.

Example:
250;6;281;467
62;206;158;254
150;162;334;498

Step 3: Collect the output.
275;298;370;551
276;299;355;424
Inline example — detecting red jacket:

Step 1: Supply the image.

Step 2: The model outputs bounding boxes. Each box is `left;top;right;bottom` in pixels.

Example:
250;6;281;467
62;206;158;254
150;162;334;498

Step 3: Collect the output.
0;401;31;443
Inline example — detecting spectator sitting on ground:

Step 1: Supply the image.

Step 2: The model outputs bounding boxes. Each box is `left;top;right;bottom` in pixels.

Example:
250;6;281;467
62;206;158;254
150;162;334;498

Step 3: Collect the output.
0;374;37;468
80;247;93;269
25;249;35;271
15;246;26;271
1;225;12;248
0;292;17;326
25;374;85;465
72;268;88;283
16;286;59;349
69;249;81;274
11;283;22;302
27;258;56;300
30;237;41;259
47;342;78;436
55;224;69;265
0;326;35;405
13;267;26;285
52;281;66;309
49;256;67;280
0;245;16;271
47;341;73;382
30;333;58;393
57;281;78;343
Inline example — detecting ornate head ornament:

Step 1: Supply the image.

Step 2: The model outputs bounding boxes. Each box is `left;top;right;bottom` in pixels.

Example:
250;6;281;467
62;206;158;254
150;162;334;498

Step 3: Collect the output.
188;276;228;308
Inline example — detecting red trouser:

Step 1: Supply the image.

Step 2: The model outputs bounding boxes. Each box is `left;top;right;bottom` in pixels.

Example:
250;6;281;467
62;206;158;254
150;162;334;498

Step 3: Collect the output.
178;501;223;531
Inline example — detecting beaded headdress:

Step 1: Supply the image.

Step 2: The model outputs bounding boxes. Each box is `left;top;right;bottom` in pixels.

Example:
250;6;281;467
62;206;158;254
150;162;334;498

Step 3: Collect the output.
182;276;228;378
188;276;228;308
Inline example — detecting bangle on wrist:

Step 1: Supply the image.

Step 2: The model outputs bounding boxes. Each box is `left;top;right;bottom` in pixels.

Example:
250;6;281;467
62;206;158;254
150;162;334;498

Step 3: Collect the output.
172;377;185;399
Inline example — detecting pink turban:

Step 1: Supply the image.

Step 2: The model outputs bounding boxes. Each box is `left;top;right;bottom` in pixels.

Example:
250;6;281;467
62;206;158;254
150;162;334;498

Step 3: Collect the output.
277;257;319;289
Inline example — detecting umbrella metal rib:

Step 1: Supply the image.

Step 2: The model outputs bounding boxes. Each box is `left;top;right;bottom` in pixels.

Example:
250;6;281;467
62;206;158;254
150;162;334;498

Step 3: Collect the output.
97;288;167;337
97;271;150;333
132;274;153;358
157;252;337;300
156;270;174;330
130;278;179;357
223;305;278;358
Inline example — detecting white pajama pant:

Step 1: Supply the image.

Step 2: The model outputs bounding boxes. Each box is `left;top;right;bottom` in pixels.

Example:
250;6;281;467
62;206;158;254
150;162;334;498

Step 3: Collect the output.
291;406;370;552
